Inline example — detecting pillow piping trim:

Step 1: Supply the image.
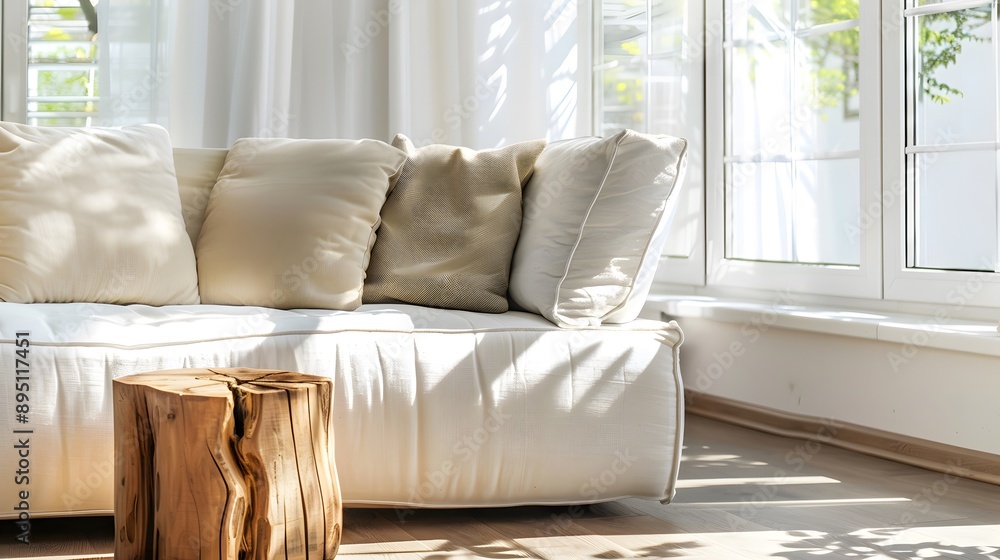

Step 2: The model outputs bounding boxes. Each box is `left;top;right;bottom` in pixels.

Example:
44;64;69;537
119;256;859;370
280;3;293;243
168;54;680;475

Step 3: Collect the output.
358;156;406;307
601;138;688;320
549;134;623;325
356;220;381;308
548;132;689;325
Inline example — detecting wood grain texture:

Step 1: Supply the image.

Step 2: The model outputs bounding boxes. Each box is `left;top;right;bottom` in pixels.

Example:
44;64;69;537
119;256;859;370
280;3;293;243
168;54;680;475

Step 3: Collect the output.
10;415;1000;559
113;368;341;560
686;389;1000;486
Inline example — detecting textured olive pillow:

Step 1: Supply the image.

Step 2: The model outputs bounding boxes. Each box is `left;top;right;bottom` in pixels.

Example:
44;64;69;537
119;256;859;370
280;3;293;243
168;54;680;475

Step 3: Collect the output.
364;134;546;313
196;137;407;310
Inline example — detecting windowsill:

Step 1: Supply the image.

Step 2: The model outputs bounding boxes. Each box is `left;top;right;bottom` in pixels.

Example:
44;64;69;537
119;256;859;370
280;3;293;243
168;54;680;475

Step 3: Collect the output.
645;294;1000;358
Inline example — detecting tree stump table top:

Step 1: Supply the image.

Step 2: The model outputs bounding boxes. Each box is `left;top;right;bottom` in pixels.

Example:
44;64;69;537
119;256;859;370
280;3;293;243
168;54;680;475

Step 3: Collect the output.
114;368;342;560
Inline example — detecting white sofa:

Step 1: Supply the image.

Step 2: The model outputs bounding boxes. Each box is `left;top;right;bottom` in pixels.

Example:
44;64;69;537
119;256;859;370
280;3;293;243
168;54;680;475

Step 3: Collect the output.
0;133;686;519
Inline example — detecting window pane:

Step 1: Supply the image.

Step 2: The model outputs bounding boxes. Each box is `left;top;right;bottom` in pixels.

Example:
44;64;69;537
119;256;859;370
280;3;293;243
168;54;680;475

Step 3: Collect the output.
915;150;998;271
729;0;791;43
730;160;860;264
599;62;647;135
31;69;93;97
725;0;863;267
914;6;996;146
651;0;683;55
914;0;987;7
796;27;860;153
650;55;699;258
792;158;861;265
649;57;683;132
797;0;858;28
26;0;99;126
729;41;792;157
730;162;794;261
599;0;647;135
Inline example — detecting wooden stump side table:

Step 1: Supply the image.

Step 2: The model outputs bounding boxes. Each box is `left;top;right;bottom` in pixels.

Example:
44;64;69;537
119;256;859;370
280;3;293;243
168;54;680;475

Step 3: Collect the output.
113;368;342;559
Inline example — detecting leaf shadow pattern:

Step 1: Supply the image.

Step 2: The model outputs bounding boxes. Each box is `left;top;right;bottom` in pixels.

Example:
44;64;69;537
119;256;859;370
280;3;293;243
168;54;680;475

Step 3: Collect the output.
774;528;1000;559
418;538;708;560
421;541;538;559
592;540;706;558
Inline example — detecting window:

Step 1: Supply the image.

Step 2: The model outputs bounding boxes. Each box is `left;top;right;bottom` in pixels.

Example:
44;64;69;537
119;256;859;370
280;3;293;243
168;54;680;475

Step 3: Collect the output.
607;0;1000;310
907;1;997;272
2;0;99;125
726;1;861;266
595;0;707;285
884;0;1000;306
701;0;882;298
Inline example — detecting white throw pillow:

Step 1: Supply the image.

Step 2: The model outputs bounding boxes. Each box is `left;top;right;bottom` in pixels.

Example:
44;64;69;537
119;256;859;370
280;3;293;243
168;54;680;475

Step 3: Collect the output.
0;122;200;305
510;129;688;327
196;137;407;310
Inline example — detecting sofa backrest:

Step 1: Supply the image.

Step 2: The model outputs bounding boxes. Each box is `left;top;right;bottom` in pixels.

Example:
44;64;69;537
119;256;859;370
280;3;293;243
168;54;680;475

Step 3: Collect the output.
174;147;228;246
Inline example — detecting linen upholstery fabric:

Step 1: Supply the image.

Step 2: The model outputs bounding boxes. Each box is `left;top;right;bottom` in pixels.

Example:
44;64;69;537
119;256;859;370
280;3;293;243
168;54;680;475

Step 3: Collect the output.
196;138;406;310
0;122;199;305
0;301;684;516
364;134;546;313
510;129;688;327
173;147;228;245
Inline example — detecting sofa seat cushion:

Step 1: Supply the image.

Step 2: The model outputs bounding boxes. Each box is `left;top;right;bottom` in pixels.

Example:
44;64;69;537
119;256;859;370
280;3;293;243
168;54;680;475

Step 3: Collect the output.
0;302;683;516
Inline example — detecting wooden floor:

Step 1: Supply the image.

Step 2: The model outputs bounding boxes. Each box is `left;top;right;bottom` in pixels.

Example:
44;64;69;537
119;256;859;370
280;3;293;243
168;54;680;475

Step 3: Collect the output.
3;414;999;559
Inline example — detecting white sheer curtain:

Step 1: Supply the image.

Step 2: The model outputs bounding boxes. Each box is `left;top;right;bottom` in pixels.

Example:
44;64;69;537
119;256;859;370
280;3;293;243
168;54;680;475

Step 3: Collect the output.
98;0;589;149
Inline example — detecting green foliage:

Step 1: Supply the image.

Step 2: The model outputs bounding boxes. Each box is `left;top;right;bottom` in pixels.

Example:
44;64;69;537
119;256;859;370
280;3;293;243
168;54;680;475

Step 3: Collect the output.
803;0;859;112
26;0;99;121
807;1;992;111
918;8;990;104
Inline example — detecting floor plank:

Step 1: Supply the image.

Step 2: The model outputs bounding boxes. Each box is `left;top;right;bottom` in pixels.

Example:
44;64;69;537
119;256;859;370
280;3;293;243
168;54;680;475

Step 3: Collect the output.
3;414;1000;559
338;510;434;558
475;512;636;560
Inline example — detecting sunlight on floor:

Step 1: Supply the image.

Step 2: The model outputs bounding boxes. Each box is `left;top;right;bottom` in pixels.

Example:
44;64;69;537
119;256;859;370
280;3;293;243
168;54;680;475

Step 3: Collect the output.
676;475;841;488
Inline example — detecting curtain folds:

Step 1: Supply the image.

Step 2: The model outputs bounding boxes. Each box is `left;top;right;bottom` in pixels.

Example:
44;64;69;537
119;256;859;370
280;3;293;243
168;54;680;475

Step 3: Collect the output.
98;0;589;149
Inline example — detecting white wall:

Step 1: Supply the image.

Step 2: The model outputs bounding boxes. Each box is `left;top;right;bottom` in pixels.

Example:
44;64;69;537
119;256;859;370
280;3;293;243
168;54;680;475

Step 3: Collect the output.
650;313;1000;456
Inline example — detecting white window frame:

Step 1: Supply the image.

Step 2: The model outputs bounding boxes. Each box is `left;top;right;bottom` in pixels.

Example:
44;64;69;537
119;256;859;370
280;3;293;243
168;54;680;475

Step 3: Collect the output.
882;0;1000;307
593;0;707;287
704;0;884;300
2;0;28;123
655;0;707;287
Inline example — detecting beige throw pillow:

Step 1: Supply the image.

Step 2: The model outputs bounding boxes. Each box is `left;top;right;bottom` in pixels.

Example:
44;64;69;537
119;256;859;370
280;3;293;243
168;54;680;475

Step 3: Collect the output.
364;134;546;313
509;129;688;326
196;138;407;310
0;122;200;305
